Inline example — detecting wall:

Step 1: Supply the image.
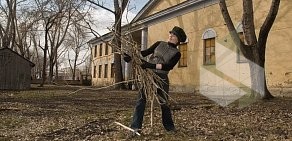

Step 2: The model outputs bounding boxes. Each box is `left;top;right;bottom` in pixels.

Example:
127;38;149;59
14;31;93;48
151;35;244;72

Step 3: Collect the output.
91;41;115;87
0;49;32;90
146;0;292;92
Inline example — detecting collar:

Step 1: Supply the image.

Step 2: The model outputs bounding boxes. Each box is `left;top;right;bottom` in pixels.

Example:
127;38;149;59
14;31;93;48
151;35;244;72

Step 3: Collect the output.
167;42;177;48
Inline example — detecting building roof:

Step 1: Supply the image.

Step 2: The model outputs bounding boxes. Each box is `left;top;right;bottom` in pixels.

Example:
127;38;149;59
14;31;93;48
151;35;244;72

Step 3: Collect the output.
0;47;35;67
131;0;218;28
87;0;218;44
130;0;159;23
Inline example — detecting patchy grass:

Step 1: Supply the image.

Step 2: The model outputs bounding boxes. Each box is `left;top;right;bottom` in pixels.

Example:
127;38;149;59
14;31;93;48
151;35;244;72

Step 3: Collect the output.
0;86;291;140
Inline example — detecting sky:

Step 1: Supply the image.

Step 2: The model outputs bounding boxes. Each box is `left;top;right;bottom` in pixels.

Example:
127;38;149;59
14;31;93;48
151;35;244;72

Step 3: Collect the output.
65;0;149;69
91;0;149;35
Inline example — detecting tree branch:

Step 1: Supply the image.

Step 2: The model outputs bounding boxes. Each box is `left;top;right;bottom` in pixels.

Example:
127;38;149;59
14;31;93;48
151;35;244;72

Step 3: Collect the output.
242;0;257;45
86;0;115;14
219;0;250;59
258;0;280;61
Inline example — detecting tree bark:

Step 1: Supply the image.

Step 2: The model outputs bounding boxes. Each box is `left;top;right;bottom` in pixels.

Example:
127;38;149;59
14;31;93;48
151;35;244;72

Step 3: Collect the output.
113;0;129;89
113;8;124;89
249;48;273;99
40;28;49;87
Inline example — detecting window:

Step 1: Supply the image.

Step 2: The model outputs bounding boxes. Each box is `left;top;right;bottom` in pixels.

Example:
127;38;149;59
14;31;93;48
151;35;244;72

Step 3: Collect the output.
105;43;108;55
204;38;216;65
202;28;217;65
179;43;187;67
237;33;248;63
99;43;103;56
94;45;97;57
98;65;102;78
93;66;96;78
104;64;108;78
111;63;115;78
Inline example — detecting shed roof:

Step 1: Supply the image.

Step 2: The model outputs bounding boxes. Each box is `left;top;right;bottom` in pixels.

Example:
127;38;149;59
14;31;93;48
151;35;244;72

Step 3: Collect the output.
0;47;35;67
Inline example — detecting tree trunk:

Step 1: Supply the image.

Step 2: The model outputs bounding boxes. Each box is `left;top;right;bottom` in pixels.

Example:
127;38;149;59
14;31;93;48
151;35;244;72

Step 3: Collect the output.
73;55;77;80
49;52;54;83
55;59;58;81
249;47;274;99
40;29;49;87
113;8;124;89
113;34;123;88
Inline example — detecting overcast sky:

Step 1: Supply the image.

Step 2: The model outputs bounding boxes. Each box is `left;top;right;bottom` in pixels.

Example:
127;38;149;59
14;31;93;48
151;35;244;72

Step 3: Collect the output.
91;0;149;35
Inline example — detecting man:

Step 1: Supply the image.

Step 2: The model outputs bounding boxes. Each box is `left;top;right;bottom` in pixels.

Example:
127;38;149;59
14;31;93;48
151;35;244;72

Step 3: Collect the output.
124;26;187;136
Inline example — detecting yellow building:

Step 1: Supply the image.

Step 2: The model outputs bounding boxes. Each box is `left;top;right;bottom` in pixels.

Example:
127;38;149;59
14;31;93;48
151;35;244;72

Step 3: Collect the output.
88;34;115;87
89;0;292;96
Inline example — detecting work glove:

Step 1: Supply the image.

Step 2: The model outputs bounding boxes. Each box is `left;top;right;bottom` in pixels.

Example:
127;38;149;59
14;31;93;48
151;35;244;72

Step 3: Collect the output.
123;53;132;63
140;59;156;69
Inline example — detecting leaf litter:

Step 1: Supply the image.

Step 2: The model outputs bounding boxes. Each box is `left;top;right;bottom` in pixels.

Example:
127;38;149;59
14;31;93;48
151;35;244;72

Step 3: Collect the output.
0;86;291;140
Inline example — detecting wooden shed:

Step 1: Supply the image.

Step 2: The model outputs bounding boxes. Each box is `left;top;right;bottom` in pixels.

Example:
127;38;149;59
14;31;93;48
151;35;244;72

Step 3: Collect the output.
0;48;35;90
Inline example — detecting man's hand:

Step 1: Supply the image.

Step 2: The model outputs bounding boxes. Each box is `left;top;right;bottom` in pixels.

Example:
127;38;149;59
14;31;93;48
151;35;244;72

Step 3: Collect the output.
140;59;156;69
123;53;132;63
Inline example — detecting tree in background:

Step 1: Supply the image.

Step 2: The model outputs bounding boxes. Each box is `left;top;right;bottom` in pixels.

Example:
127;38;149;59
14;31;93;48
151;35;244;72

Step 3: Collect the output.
65;20;90;80
219;0;281;99
34;0;88;85
0;0;36;56
87;0;129;89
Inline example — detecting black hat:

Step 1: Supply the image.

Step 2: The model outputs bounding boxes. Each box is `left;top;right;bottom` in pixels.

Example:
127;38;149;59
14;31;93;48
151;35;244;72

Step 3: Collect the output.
169;26;187;43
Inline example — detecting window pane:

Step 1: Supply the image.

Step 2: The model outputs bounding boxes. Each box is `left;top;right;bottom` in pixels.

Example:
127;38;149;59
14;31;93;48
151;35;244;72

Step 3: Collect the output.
111;63;115;78
205;56;210;64
204;38;215;65
98;65;102;78
99;43;103;56
211;38;215;46
183;58;187;66
206;47;211;55
105;44;108;55
181;50;184;57
94;45;97;57
179;44;187;67
104;64;108;78
205;39;211;47
93;66;96;78
211;47;215;53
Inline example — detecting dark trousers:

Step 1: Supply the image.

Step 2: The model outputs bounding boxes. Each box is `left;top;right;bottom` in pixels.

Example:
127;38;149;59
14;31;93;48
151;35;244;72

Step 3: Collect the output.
130;73;175;131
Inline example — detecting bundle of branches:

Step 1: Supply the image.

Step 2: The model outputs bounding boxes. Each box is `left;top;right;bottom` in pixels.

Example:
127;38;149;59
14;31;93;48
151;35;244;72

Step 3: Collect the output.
86;24;171;127
119;34;170;126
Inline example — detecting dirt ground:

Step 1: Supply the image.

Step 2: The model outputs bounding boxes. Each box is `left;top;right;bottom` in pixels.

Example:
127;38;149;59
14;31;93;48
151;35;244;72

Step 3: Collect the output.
0;85;291;141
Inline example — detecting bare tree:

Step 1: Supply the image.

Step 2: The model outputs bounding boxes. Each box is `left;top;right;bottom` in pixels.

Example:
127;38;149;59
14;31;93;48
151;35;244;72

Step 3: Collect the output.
0;0;91;85
40;14;58;86
0;0;17;49
65;21;89;80
0;0;37;57
30;27;44;79
47;1;74;83
219;0;280;99
87;0;129;89
34;0;87;85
